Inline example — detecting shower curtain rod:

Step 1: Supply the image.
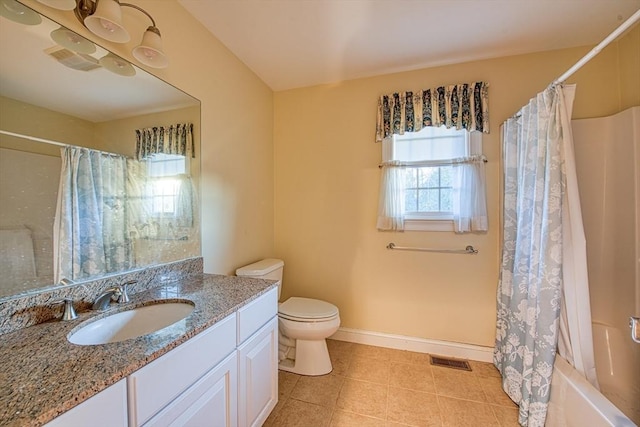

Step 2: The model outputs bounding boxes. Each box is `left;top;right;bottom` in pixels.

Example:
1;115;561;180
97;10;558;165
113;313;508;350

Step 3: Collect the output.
0;129;130;158
552;9;640;85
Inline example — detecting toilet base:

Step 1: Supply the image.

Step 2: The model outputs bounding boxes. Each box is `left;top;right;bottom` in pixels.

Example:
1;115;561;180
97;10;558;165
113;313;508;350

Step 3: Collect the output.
278;338;332;376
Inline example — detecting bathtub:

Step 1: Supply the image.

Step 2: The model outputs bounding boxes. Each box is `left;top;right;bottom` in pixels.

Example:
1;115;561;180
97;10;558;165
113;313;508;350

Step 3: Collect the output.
546;323;638;427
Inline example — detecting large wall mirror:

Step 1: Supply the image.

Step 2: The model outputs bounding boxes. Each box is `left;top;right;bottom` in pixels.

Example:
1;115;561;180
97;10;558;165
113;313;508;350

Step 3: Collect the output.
0;2;201;301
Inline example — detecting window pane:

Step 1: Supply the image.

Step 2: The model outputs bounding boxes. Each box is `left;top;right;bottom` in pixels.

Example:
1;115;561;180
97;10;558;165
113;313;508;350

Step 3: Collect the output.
440;166;453;187
405;168;417;188
405;189;418;212
420;167;439;187
441;188;453;212
417;189;440;212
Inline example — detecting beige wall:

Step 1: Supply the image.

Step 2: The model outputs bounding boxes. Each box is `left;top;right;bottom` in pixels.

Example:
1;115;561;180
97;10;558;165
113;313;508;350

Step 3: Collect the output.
21;0;275;276
273;28;637;346
19;0;638;347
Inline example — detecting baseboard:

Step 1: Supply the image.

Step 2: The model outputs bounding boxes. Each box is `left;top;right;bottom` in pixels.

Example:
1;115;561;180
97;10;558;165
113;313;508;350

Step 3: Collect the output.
330;327;494;363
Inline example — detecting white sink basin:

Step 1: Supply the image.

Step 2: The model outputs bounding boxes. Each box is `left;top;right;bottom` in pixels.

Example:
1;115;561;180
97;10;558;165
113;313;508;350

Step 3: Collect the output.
68;301;195;345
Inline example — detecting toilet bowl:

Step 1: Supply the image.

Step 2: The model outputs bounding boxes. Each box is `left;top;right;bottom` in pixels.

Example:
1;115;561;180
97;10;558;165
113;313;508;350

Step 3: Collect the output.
236;259;340;376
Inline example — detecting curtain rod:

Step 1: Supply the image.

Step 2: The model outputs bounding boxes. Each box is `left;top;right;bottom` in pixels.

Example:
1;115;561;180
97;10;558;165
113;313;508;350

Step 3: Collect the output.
0;129;67;147
0;129;130;159
552;9;640;85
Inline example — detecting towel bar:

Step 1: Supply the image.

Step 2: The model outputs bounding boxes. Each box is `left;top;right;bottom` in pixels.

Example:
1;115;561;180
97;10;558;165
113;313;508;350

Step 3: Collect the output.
386;243;478;254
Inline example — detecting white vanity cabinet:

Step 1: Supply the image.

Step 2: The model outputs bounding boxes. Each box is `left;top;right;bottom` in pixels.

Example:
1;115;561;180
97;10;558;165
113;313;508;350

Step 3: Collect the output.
237;289;278;427
128;313;238;426
44;379;128;427
44;287;278;427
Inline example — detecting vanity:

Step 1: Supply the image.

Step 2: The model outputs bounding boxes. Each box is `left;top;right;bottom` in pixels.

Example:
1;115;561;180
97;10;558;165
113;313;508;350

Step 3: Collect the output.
0;273;279;427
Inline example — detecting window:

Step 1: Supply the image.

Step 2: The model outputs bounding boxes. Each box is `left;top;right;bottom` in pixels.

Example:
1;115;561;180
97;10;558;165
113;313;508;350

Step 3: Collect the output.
145;153;187;217
379;126;485;232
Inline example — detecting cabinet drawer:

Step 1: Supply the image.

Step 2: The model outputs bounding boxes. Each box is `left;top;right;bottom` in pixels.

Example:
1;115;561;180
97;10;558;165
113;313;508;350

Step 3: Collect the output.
237;288;277;345
129;313;237;426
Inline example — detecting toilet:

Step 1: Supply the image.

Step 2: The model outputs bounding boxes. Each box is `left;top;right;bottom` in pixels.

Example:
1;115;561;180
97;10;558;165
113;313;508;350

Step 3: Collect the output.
236;259;340;376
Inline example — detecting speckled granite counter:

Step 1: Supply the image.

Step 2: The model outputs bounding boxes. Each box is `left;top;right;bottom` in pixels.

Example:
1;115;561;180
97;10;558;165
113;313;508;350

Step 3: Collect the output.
0;273;277;427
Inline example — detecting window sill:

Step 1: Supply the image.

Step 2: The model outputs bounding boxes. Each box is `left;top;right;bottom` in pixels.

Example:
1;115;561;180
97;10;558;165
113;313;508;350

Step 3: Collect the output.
403;219;454;232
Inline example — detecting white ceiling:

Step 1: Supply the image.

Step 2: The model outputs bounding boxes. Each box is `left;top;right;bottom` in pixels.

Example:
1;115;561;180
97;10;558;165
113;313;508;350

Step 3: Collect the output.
179;0;640;91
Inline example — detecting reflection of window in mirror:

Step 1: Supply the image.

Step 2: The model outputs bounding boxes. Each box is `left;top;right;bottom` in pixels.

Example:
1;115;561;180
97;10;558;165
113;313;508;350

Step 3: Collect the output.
138;153;194;241
147;154;187;216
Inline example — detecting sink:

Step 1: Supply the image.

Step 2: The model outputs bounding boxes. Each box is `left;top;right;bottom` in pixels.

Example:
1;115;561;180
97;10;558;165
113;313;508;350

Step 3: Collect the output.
68;301;195;345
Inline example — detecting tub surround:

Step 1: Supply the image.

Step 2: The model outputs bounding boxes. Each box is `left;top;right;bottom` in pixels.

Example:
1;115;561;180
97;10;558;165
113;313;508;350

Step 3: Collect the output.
0;272;278;426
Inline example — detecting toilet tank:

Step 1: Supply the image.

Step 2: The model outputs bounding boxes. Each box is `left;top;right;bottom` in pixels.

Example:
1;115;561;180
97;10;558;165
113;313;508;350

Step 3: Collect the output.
235;259;284;298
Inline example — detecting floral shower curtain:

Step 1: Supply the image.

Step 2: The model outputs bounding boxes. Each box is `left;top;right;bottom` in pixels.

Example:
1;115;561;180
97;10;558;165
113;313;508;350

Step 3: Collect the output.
53;146;132;283
495;84;594;426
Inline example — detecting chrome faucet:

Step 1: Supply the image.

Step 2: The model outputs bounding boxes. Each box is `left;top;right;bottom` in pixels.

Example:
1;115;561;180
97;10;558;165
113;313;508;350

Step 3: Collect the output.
92;281;135;311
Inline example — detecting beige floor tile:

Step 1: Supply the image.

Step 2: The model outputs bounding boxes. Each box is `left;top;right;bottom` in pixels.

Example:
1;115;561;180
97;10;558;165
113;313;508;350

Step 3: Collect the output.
438;396;500;427
389;361;436;394
279;370;300;398
387;387;442;427
491;404;521;427
347;354;391;384
470;360;502;378
432;366;486;402
263;395;288;426
336;378;388;419
291;373;345;407
265;397;333;427
330;409;387;427
478;375;517;408
330;350;352;376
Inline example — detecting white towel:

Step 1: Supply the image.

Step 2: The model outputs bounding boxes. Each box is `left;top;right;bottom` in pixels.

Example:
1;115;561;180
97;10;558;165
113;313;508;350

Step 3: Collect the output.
0;227;37;285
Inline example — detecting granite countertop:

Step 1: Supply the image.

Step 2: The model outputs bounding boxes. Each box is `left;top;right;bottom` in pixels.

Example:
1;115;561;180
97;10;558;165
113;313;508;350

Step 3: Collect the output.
0;273;277;427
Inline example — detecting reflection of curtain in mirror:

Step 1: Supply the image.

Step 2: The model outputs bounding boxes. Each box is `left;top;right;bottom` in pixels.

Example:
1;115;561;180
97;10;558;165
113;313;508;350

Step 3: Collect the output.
132;123;196;239
53;147;132;283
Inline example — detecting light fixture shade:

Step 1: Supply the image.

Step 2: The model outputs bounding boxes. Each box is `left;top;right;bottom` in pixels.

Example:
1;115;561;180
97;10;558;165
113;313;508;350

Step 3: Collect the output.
0;0;42;25
132;27;168;69
37;0;76;11
51;27;96;54
99;52;136;77
84;0;130;43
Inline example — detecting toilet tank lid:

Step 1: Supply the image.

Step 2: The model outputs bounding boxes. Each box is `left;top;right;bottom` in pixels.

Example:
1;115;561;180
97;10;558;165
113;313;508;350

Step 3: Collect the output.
236;258;284;276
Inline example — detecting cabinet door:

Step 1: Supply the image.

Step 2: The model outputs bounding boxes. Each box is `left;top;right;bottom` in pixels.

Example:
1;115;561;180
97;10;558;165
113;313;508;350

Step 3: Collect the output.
129;314;237;425
44;379;127;427
143;351;238;427
237;317;278;427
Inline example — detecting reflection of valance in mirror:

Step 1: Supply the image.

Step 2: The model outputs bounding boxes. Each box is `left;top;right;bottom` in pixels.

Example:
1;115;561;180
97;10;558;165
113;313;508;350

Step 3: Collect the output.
135;123;195;160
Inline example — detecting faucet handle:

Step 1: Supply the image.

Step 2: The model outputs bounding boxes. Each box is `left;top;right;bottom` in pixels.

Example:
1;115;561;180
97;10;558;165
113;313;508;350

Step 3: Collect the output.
52;298;78;321
118;281;136;304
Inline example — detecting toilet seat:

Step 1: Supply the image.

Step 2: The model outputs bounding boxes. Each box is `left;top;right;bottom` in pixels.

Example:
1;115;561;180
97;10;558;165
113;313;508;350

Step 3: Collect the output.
278;297;339;321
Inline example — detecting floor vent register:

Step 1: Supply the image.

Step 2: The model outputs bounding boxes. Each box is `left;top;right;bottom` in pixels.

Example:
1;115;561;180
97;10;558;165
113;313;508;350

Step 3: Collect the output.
430;355;472;371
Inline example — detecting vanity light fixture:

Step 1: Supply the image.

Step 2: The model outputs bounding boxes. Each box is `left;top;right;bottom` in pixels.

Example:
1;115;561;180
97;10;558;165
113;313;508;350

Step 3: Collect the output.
99;52;136;76
50;26;96;55
0;0;42;25
40;0;169;69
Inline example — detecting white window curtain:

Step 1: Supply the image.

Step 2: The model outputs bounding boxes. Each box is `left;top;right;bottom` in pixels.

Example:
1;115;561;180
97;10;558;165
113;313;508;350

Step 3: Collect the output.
376;161;406;231
377;139;488;233
452;158;488;233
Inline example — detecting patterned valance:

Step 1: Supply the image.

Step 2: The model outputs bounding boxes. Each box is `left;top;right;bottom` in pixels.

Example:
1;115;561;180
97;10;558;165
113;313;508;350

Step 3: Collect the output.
135;123;194;160
375;81;489;142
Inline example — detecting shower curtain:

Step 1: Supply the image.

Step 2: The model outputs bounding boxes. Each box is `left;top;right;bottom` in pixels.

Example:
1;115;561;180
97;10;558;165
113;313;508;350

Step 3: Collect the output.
494;84;596;427
53;146;132;283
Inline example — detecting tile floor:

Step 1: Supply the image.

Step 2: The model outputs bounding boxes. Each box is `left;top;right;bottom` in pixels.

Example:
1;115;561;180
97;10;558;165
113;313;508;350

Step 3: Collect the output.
264;339;520;427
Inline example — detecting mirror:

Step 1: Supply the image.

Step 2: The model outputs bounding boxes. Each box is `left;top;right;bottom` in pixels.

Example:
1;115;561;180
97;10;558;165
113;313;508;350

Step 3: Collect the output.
0;2;201;300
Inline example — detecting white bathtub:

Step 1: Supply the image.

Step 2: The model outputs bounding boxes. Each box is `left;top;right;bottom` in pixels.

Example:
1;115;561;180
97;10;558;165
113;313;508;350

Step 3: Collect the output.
546;323;638;427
